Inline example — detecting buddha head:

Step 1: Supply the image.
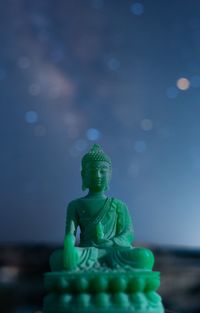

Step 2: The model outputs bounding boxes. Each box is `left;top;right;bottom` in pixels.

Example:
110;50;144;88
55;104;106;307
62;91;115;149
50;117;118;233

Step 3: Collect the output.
81;144;112;192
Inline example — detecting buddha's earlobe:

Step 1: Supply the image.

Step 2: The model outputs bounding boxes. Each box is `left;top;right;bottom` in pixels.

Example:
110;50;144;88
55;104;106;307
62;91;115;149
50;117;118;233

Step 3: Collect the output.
82;179;88;191
104;185;109;192
104;173;111;191
81;170;87;191
82;183;87;191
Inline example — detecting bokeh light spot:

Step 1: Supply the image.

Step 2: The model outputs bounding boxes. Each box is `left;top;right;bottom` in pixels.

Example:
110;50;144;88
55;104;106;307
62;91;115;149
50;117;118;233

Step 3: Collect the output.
141;119;153;131
86;128;101;141
134;140;146;153
176;77;190;90
166;86;179;99
25;111;38;124
0;266;19;283
190;75;200;88
130;2;144;16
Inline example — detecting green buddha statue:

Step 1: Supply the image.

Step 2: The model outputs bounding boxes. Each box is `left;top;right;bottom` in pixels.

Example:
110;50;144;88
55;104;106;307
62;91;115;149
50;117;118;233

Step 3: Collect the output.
43;144;164;313
50;144;154;271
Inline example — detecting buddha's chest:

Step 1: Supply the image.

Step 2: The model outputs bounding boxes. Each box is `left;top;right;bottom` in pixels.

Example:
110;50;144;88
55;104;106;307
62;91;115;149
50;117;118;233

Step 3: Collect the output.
77;198;106;220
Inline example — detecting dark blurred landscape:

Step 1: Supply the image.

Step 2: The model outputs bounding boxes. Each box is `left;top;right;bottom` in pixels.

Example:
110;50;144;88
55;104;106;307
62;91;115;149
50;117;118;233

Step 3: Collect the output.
0;244;199;313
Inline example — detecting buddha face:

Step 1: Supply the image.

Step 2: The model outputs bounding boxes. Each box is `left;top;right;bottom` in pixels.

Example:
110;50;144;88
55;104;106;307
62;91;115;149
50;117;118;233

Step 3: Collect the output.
82;161;111;192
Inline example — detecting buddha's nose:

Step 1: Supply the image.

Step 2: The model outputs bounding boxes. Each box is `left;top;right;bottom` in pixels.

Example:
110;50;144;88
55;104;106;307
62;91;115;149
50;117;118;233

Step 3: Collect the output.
96;170;101;178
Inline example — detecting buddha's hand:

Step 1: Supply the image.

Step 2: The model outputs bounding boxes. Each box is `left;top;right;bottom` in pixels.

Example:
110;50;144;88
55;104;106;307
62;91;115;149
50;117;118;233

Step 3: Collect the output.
93;239;113;248
63;233;79;270
113;237;131;248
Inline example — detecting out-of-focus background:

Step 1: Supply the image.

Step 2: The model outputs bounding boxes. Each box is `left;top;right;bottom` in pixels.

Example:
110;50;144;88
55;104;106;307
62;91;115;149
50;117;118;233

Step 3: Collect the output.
0;0;200;312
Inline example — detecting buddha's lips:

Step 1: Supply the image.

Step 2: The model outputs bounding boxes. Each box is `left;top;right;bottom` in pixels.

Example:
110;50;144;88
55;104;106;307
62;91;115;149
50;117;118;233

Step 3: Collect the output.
96;180;103;185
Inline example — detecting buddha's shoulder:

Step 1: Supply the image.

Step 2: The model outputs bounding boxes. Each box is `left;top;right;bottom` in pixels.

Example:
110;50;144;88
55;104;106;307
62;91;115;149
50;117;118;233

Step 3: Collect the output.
111;197;128;209
67;198;83;209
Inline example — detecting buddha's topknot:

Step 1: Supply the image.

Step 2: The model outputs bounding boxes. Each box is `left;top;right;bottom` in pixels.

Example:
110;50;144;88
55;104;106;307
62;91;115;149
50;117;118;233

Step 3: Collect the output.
81;144;111;169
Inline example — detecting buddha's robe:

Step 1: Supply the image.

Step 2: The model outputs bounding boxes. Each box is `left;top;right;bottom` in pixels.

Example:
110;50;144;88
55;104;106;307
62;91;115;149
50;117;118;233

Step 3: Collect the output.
50;197;154;271
66;197;133;248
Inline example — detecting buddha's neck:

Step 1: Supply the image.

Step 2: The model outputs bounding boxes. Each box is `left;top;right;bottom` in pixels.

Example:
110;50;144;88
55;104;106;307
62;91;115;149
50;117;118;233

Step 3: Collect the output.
86;190;106;199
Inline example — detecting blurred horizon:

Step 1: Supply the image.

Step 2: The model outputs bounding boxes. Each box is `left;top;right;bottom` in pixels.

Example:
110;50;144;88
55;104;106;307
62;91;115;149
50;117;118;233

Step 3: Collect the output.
1;0;200;247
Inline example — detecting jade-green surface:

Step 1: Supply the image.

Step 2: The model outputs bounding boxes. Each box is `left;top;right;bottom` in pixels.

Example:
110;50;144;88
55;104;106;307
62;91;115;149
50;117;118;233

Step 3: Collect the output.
43;144;164;313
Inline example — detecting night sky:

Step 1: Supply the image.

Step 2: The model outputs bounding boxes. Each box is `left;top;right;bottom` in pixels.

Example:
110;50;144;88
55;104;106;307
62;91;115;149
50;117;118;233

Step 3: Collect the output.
1;0;200;247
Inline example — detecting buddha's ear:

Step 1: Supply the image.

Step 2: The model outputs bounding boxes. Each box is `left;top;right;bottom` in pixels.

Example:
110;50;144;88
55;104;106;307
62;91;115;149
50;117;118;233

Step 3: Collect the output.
82;179;87;191
81;170;87;191
104;169;112;191
108;168;112;181
104;178;110;191
82;183;87;191
104;185;109;192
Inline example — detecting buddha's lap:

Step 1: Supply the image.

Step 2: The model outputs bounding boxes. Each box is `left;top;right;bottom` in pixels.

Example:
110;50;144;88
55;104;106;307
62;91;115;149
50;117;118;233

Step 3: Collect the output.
49;245;154;271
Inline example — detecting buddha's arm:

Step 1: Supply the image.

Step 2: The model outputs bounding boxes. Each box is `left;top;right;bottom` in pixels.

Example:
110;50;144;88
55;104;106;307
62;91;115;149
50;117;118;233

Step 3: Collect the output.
65;201;78;236
113;201;134;247
63;201;80;270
